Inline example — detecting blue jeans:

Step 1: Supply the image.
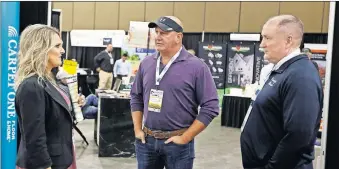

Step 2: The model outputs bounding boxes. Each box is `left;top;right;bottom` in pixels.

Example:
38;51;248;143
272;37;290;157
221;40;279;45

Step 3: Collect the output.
135;136;195;169
82;94;98;119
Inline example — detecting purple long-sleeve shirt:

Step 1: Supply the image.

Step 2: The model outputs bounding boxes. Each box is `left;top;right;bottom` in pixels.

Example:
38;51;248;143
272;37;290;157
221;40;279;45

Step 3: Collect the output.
130;47;219;131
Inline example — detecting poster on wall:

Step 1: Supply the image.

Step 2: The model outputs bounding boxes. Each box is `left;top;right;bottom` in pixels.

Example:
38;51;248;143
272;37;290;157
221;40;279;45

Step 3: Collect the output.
198;42;227;89
226;42;255;88
311;51;326;88
253;43;265;83
304;43;327;89
128;21;156;49
121;35;157;78
70;30;125;47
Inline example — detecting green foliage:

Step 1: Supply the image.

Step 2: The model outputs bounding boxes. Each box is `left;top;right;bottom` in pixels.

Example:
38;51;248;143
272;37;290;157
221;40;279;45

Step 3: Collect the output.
129;54;140;61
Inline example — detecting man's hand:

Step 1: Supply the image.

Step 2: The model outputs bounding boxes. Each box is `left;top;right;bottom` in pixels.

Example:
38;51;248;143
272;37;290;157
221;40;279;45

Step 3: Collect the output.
78;94;86;107
135;129;146;144
96;68;101;72
165;135;190;145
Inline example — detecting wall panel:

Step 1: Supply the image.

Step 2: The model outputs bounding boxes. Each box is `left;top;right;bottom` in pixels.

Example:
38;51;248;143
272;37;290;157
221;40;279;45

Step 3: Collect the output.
73;2;95;29
145;2;174;22
119;2;145;31
239;2;279;33
94;2;119;30
174;2;205;32
52;2;73;31
204;2;240;32
280;2;323;33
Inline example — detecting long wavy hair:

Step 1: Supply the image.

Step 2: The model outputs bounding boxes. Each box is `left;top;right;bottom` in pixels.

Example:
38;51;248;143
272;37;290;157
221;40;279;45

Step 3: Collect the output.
15;24;60;90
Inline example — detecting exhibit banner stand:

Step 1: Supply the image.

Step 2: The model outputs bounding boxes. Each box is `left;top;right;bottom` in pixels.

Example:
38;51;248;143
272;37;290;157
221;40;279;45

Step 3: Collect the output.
1;2;20;169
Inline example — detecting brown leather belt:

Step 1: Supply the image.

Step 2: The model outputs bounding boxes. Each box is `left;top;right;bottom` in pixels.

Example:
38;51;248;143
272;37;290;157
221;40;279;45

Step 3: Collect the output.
143;127;187;139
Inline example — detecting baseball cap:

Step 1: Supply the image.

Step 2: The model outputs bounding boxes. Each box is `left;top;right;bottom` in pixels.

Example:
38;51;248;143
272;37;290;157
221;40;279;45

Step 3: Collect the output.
148;16;183;32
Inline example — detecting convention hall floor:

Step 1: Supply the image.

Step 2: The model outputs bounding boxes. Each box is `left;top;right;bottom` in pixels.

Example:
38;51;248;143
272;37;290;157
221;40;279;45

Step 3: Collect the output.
73;115;243;169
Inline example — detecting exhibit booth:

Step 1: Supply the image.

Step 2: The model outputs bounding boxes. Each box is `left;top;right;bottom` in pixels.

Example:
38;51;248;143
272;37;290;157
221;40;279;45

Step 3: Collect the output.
1;1;339;169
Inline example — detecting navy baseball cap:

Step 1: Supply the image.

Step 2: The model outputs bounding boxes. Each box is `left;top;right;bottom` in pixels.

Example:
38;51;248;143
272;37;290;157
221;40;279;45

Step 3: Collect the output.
148;16;183;32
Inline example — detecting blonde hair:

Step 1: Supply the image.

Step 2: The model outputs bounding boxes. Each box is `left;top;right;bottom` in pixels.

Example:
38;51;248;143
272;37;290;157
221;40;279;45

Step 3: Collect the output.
15;24;60;90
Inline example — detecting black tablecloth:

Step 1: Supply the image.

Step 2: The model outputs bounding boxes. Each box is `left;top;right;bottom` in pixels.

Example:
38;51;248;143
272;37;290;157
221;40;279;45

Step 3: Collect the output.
221;95;251;128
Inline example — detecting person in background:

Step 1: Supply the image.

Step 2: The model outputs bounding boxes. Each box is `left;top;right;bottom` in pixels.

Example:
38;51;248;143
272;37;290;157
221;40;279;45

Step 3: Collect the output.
56;67;98;119
240;15;323;169
113;53;131;91
130;16;219;169
94;43;114;90
15;24;77;169
302;48;319;71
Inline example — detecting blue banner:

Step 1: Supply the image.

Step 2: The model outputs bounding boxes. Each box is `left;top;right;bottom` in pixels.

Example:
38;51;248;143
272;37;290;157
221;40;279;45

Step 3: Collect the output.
1;2;20;169
135;48;156;54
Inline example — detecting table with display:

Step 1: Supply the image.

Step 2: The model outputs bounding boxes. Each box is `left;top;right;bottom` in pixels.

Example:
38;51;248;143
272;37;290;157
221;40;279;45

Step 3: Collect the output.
94;92;135;157
221;94;252;128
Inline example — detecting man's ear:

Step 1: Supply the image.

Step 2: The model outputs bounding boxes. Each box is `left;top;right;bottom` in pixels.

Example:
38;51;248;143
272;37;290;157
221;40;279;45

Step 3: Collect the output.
176;33;183;43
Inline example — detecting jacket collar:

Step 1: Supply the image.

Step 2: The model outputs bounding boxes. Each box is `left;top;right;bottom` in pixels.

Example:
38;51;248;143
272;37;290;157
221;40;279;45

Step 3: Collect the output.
273;54;309;73
43;79;74;122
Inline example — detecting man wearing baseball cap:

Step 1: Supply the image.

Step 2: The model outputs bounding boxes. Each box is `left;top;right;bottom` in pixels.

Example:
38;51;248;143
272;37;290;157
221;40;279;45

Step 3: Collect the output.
130;16;219;169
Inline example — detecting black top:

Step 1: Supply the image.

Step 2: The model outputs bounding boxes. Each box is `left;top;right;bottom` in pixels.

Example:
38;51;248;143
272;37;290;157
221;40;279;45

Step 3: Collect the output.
94;50;114;73
15;76;74;169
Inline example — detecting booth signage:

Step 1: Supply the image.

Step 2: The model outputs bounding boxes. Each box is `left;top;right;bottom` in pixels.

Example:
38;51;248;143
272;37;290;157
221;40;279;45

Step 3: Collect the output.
1;2;20;169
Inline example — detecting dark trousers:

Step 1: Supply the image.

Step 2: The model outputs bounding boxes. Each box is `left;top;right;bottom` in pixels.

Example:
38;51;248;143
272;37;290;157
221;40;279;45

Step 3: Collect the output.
135;136;195;169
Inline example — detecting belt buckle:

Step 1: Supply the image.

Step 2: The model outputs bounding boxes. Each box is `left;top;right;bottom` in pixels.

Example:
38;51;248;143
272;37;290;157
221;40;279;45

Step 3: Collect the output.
153;131;171;139
151;130;162;139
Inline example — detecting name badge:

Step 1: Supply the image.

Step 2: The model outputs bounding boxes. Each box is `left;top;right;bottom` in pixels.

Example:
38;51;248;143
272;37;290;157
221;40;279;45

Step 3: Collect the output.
148;89;164;113
110;58;114;64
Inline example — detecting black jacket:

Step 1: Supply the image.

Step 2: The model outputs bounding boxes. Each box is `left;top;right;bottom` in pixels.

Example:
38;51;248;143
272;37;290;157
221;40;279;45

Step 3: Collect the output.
94;50;114;72
240;55;323;169
15;75;74;169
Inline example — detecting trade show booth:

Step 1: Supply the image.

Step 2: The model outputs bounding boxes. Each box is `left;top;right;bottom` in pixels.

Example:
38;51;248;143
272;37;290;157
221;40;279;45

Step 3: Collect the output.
2;1;339;169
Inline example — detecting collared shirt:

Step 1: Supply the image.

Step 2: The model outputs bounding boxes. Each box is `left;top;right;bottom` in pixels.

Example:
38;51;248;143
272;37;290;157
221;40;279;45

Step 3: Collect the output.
259;63;274;85
130;47;219;131
113;59;131;76
259;49;301;85
273;48;301;70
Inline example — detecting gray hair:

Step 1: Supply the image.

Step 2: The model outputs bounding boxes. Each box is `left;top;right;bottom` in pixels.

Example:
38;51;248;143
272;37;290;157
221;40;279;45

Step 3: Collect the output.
267;15;304;45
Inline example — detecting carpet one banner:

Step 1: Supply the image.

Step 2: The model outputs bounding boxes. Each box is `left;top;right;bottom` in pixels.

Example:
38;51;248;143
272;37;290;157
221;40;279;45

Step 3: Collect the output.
198;42;227;89
226;42;255;88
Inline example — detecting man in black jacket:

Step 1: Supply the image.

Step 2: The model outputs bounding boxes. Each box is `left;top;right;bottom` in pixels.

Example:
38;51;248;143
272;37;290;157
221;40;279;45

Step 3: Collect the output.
94;43;114;90
240;15;323;169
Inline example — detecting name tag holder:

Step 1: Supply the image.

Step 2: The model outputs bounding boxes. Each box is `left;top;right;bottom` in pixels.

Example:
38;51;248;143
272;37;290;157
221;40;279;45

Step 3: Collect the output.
148;52;180;113
241;66;276;132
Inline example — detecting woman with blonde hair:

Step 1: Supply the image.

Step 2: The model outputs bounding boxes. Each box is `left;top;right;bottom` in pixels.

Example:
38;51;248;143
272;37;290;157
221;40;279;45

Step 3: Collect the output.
15;24;77;169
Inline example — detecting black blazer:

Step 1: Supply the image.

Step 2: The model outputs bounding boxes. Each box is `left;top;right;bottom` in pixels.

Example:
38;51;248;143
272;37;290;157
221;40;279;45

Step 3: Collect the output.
15;75;74;169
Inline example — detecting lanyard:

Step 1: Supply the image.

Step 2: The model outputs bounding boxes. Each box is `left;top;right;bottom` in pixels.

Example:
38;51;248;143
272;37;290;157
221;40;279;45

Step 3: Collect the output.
253;65;276;101
155;54;180;86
